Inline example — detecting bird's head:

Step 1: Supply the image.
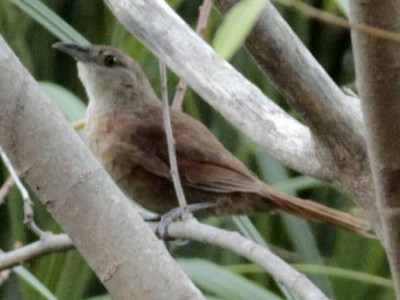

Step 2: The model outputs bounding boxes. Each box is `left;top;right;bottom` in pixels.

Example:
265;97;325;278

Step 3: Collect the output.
53;43;158;107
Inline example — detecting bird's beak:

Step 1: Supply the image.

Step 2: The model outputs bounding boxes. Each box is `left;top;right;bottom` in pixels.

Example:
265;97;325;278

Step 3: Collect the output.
53;42;92;63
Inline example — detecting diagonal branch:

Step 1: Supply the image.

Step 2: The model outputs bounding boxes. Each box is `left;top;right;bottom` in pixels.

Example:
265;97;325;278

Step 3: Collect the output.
0;34;204;300
214;0;365;161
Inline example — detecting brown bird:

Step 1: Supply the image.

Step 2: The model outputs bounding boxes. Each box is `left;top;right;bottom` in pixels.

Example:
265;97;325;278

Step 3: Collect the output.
53;43;370;236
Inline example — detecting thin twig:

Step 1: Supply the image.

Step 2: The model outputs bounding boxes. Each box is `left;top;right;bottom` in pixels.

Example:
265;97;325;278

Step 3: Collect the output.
274;0;400;43
172;0;213;110
197;0;213;37
0;234;73;271
159;62;190;218
0;269;11;286
0;176;14;206
0;147;45;237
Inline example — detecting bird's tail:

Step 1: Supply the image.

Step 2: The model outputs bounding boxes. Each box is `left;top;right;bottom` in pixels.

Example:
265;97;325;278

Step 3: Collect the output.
260;185;372;237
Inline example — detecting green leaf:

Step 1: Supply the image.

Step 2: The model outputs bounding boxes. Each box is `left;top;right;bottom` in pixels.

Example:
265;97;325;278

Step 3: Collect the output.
179;259;282;300
231;216;298;300
232;216;268;248
14;266;57;300
294;264;393;289
167;0;186;9
255;150;334;297
334;0;349;17
11;0;89;45
54;252;93;300
272;176;323;193
213;0;269;60
40;82;86;122
225;263;394;289
84;295;112;300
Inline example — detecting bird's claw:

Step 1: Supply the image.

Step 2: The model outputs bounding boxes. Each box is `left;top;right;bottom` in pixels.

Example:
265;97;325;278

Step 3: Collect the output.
155;202;215;240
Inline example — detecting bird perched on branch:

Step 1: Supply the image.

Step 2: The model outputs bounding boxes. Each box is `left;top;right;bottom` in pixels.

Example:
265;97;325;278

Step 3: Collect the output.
53;42;370;236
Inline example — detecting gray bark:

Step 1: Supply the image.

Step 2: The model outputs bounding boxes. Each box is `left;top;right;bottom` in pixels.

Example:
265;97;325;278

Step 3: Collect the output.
169;219;329;300
214;0;365;154
213;0;379;236
349;1;400;296
0;34;204;300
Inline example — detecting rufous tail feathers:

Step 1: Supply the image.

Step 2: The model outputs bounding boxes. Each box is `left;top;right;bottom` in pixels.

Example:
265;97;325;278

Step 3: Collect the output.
260;185;372;237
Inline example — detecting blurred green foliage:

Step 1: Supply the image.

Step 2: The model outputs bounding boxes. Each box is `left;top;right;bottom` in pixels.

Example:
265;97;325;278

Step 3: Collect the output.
213;0;269;60
0;0;393;299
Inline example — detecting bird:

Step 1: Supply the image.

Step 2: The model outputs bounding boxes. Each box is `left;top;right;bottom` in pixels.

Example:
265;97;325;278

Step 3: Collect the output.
53;42;370;236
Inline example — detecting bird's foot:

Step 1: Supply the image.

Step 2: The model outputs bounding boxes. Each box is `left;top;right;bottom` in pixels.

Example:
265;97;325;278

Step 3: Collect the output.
155;202;215;240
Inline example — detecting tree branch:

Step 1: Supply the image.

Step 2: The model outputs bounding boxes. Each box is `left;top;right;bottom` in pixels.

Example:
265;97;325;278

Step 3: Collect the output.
168;219;329;300
0;34;204;300
212;0;384;234
0;234;73;270
349;1;400;295
0;220;329;300
214;0;365;157
104;0;333;181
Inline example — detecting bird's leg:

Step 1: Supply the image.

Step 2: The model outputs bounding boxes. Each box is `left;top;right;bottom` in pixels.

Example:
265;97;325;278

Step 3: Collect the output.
155;202;215;239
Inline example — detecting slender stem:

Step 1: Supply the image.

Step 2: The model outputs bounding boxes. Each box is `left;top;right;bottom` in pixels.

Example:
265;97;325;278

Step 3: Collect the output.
0;234;73;271
274;0;400;43
171;0;213;110
159;62;190;218
0;176;14;206
0;147;45;237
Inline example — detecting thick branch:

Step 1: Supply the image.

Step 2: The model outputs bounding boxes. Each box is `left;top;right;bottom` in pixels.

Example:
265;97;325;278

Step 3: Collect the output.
349;1;400;295
104;0;333;181
0;35;204;300
211;0;384;237
214;0;366;159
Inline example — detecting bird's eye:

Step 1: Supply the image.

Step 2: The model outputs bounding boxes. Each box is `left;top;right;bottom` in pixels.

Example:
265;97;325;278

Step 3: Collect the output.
104;55;116;67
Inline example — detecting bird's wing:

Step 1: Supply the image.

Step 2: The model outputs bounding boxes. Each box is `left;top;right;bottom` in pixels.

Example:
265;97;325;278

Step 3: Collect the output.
182;162;259;193
129;107;260;194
